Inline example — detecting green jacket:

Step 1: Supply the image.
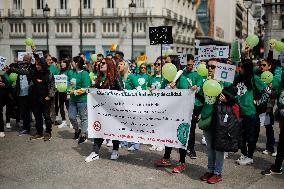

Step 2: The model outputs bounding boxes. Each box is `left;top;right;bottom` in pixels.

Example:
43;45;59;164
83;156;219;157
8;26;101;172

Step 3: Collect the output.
69;70;90;103
48;64;60;75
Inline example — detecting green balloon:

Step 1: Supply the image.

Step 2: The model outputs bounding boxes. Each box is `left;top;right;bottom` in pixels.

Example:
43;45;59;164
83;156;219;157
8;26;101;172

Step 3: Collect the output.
246;35;259;48
57;83;68;92
162;63;177;82
89;72;95;81
275;41;284;51
9;73;18;82
25;38;33;46
91;54;97;62
196;64;208;77
261;71;273;84
203;79;222;97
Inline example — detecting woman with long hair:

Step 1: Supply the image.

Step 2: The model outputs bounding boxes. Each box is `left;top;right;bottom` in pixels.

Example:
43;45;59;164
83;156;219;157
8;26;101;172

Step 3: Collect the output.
85;58;124;162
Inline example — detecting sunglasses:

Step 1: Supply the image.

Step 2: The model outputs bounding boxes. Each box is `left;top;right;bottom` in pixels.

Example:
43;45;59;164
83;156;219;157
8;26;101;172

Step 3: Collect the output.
140;67;146;70
154;63;161;67
206;65;216;69
100;62;106;66
186;64;193;67
260;64;267;67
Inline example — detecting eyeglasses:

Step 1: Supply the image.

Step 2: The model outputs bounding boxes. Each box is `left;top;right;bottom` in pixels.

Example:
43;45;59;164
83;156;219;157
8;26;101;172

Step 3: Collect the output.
206;65;216;69
154;63;161;67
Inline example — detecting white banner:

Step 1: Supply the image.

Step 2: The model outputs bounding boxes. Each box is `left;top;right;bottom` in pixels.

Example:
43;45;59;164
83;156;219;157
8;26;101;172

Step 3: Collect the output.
0;56;7;71
198;45;229;60
88;89;195;149
17;51;44;64
215;46;229;59
54;74;68;87
214;63;236;83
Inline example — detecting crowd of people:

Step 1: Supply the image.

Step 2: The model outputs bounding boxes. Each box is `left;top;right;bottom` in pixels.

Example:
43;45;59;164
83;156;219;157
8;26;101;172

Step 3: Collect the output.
0;45;283;184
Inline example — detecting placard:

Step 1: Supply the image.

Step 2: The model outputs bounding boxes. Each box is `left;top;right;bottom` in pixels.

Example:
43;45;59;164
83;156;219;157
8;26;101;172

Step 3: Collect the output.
54;74;68;88
214;63;236;83
0;56;7;71
215;46;229;59
178;53;187;66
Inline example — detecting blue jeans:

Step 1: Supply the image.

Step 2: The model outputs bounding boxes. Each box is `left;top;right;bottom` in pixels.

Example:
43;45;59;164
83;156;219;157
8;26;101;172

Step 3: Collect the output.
68;101;88;134
204;130;224;175
129;142;140;150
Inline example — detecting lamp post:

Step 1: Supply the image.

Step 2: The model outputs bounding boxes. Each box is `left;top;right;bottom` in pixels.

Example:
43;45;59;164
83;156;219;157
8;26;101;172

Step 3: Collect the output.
244;0;253;37
129;0;136;62
43;3;50;53
79;0;83;53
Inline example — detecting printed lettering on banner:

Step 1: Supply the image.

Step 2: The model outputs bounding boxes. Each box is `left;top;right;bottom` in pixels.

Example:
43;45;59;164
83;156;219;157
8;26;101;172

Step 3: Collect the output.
87;89;195;149
215;46;229;59
214;62;236;83
178;53;187;65
198;45;216;60
54;74;68;87
0;56;7;71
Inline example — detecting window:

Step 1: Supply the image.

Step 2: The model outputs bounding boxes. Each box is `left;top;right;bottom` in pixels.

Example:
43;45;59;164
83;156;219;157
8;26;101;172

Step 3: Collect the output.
108;23;110;32
37;0;44;9
282;18;284;29
23;24;26;32
15;24;18;32
107;0;115;8
103;23;106;32
38;24;40;32
61;24;64;32
42;24;44;32
83;0;91;9
69;23;72;32
112;23;114;32
13;0;22;9
116;23;119;32
84;23;87;32
57;23;59;32
33;24;36;32
134;0;144;8
88;23;91;32
10;24;13;32
93;23;96;32
60;0;67;9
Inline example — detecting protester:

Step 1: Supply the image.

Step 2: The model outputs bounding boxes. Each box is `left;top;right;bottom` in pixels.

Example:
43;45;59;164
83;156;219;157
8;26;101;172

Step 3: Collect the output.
68;56;90;144
85;58;124;162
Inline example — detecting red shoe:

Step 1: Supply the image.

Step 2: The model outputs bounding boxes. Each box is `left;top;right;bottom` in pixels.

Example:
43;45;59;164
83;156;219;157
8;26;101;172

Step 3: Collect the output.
172;163;186;173
200;172;214;181
154;158;171;167
207;174;222;184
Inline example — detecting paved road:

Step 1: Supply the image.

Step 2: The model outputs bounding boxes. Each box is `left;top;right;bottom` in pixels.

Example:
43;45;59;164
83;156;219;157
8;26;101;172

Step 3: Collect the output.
0;121;283;189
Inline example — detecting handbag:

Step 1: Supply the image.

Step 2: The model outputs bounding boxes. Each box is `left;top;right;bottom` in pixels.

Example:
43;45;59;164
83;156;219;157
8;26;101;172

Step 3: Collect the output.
198;116;212;130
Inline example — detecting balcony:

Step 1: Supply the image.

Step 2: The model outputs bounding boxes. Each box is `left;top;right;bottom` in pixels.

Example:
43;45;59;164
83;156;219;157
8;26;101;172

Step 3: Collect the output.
134;32;146;38
32;32;46;38
188;19;192;27
79;8;94;17
82;33;96;38
173;13;178;20
8;9;24;17
55;9;71;17
184;18;188;25
162;8;171;19
32;9;44;17
178;15;183;23
55;33;72;38
102;8;119;16
134;8;147;16
102;32;119;38
9;32;26;38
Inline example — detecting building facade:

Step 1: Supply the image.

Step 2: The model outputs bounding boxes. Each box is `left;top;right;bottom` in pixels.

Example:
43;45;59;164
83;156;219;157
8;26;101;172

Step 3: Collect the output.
0;0;197;63
263;0;284;58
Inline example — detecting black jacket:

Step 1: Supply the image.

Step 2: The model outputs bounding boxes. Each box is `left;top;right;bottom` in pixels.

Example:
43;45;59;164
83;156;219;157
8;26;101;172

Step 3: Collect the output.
0;75;11;106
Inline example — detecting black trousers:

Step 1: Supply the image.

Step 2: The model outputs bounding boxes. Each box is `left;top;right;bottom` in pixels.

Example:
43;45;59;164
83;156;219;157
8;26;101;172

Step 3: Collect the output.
18;96;31;131
187;105;203;151
55;92;69;121
241;115;257;158
0;104;4;132
6;96;20;123
275;119;284;169
164;147;187;163
93;138;120;154
32;99;52;135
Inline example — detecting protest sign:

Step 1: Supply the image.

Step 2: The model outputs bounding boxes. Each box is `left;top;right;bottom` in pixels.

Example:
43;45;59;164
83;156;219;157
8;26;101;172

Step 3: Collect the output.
178;53;187;66
198;45;216;60
214;63;236;83
54;74;68;88
88;89;195;149
0;56;7;71
193;55;200;71
17;51;44;62
215;46;229;59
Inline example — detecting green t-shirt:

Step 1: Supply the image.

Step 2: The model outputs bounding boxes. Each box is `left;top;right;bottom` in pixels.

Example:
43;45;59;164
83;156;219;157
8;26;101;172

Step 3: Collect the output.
148;75;164;89
272;66;283;96
235;75;267;116
162;75;189;89
49;64;60;75
122;73;139;90
136;73;150;90
69;70;90;103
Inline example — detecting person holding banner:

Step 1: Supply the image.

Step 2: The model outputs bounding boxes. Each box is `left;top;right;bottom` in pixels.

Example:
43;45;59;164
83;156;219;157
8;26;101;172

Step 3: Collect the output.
233;59;270;166
68;56;90;144
0;73;11;138
85;58;124;162
154;57;190;173
56;59;72;129
183;54;204;159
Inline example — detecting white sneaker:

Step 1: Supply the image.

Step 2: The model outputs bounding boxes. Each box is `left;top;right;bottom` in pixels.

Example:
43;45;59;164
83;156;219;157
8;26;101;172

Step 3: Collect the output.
106;140;113;147
224;152;229;159
156;145;165;151
58;121;67;128
128;146;136;151
238;156;254;165
110;150;119;160
6;123;11;129
149;145;157;151
85;152;99;162
43;124;46;130
272;151;277;157
262;150;269;155
0;132;5;138
56;116;60;122
201;136;207;145
236;155;246;164
69;123;73;129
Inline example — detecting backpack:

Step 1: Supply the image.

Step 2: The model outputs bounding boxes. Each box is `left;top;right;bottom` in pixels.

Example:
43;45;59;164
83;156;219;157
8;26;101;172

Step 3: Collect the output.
213;103;241;152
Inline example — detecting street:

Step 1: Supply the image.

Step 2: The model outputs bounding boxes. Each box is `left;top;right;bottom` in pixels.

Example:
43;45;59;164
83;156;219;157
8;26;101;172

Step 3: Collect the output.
0;120;283;189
